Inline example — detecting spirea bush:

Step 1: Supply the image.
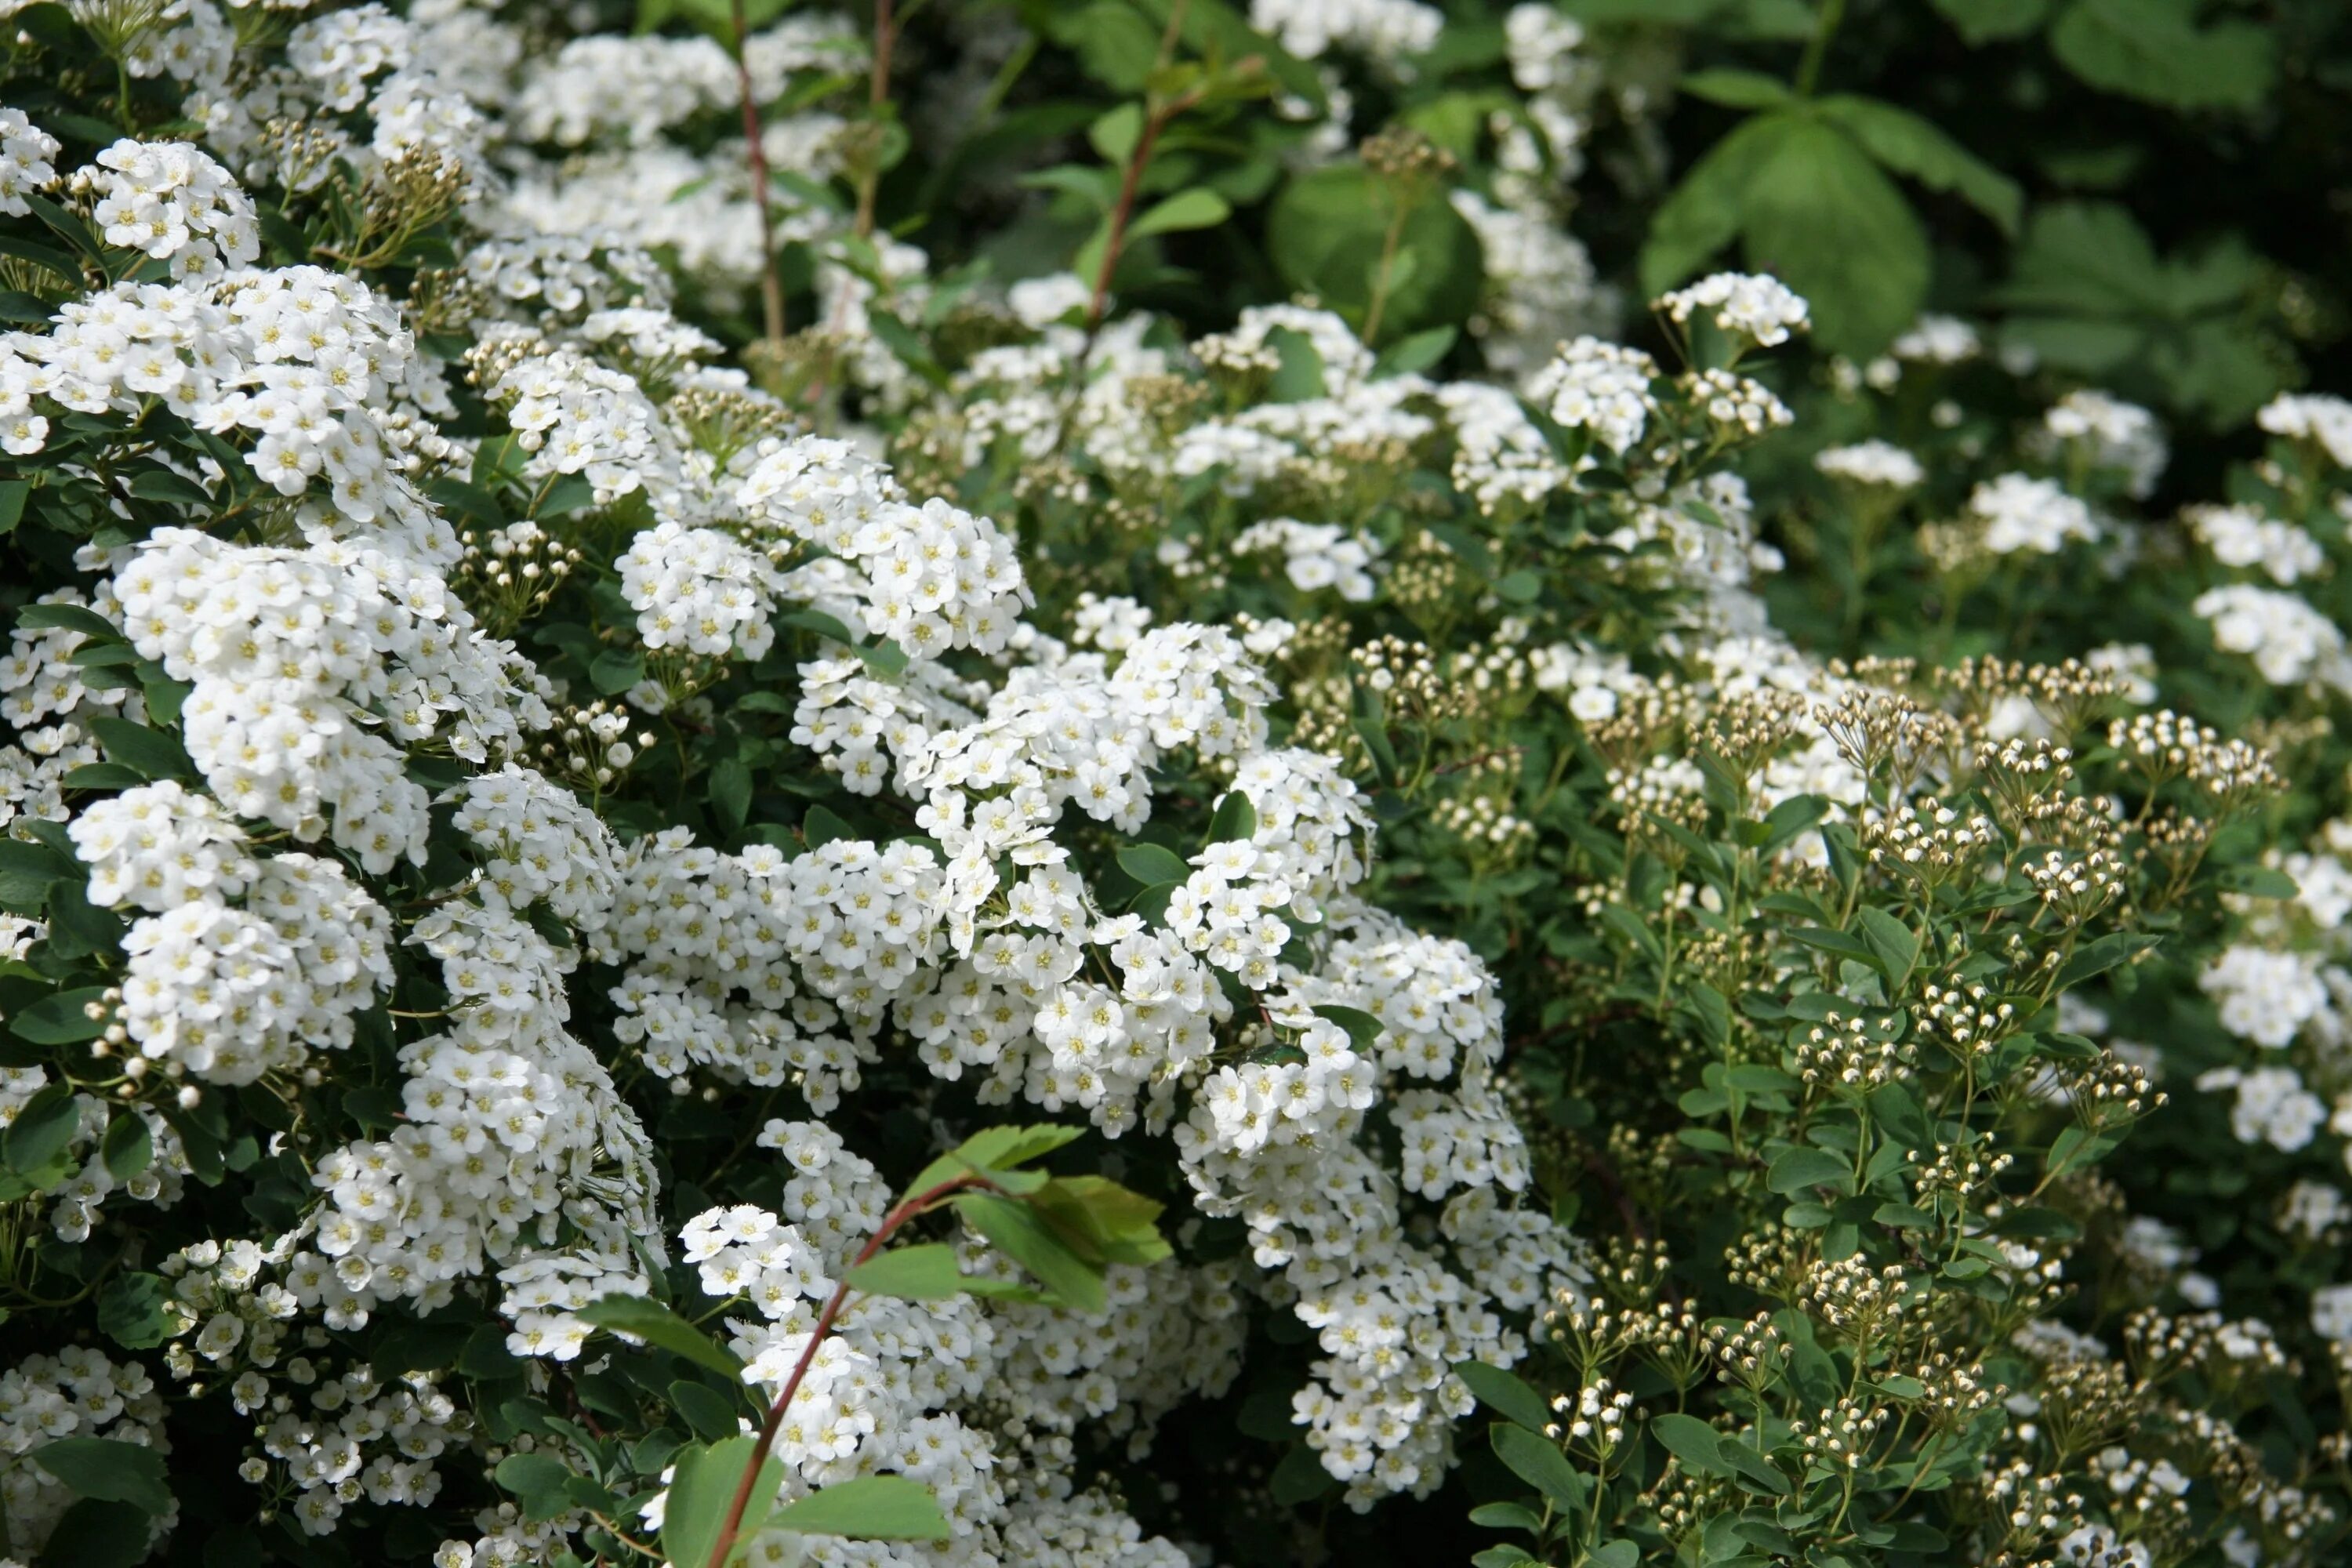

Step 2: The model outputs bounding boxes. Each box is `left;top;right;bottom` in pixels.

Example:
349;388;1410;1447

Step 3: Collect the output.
0;2;2349;1567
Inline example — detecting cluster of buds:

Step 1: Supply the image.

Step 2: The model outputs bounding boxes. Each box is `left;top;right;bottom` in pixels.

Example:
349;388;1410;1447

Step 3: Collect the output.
1799;1256;1915;1344
1705;1312;1790;1397
1794;1009;1916;1090
1909;1138;2015;1203
1684;368;1792;437
2024;846;2126;927
1985;1457;2090;1544
669;383;800;467
2123;1308;2290;1381
455;520;582;637
1545;1378;1635;1462
1789;1396;1889;1472
1973;735;2076;824
1817;688;1959;793
84;989;204;1107
1919;977;2016;1059
2060;1051;2166;1131
1697;688;1808;778
1352;635;1468;723
1723;1225;1811;1305
1911;1352;2002;1431
1864;797;1998;883
536;700;650;797
1430;786;1536;862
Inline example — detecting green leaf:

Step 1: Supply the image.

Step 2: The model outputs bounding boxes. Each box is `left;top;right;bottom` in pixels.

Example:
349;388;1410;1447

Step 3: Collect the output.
15;604;120;641
710;757;752;831
1267;164;1484;336
769;1475;952;1541
800;805;855;849
84;718;190;783
1454;1360;1551;1432
33;1437;172;1515
669;1378;741;1441
590;648;646;696
576;1295;746;1380
844;1243;971;1301
1740;117;1930;358
1025;1174;1172;1266
1128;187;1232;241
1207;789;1258;846
1680;68;1794;109
1490;1423;1585;1507
1088;103;1145;167
1270;1440;1338;1504
9;987;108;1048
1639;111;1795;297
1814;95;2023;236
662;1436;785;1568
904;1123;1085;1197
5;1083;81;1176
37;1498;151;1568
1266;326;1325;403
2055;931;2161;989
1766;1145;1852;1196
1853;907;1920;991
955;1192;1105;1312
1650;1413;1733;1477
96;1272;172;1350
495;1451;575;1523
0;838;77;913
2049;0;2273;111
1309;1004;1385;1054
1372;325;1456;377
100;1111;152;1181
1116;843;1192;886
1929;0;2049;44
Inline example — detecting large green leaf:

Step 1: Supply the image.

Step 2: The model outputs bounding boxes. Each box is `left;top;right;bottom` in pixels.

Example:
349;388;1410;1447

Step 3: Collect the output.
1739;117;1930;358
1265;165;1483;336
1928;0;2050;42
1639;111;1797;299
662;1437;785;1568
2049;0;2273;112
1814;96;2022;236
33;1437;172;1515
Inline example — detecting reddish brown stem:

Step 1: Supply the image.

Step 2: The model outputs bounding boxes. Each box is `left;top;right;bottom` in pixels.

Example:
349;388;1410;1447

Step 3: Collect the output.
1084;100;1181;331
700;1172;989;1568
731;0;786;346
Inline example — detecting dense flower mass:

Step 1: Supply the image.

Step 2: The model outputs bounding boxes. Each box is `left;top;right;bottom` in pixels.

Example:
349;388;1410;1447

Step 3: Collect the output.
0;3;2347;1567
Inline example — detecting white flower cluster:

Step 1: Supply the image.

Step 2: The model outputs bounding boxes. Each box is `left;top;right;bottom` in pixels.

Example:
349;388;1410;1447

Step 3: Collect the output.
74;781;394;1085
1250;0;1443;65
0;1347;169;1559
2183;503;2323;585
71;137;259;278
737;437;1033;658
2044;390;2165;499
2;256;455;539
0;106;59;216
2258;391;2352;468
114;527;548;869
1969;472;2097;555
1526;336;1657;456
2193;583;2352;690
1659;271;1811;348
1232;517;1384;601
1815;439;1925;491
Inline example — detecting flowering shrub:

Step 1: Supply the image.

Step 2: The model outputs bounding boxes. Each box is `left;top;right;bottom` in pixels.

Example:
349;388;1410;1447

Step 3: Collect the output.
0;3;2348;1568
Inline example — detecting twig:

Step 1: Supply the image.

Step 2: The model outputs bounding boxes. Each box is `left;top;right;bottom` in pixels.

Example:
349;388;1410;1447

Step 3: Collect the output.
700;1171;993;1568
731;0;786;347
